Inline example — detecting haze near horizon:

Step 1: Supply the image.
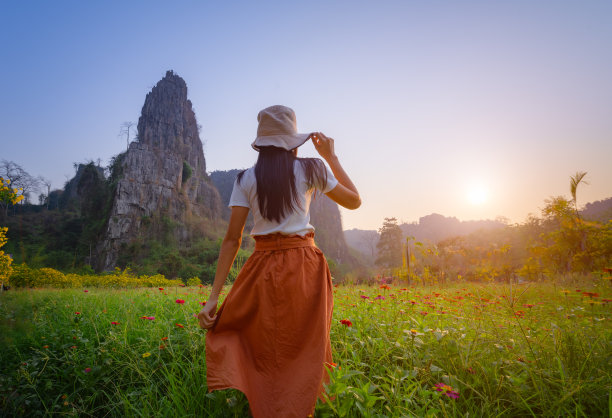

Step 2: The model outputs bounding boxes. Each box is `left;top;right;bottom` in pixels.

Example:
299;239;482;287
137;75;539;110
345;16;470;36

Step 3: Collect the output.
1;1;610;230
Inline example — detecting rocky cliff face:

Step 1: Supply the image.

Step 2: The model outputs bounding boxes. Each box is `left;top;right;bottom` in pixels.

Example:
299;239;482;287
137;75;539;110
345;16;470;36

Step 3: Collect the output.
309;191;354;265
97;71;221;270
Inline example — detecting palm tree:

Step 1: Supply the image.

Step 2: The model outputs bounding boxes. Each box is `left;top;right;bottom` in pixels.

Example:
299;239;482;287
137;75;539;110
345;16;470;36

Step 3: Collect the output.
570;171;588;219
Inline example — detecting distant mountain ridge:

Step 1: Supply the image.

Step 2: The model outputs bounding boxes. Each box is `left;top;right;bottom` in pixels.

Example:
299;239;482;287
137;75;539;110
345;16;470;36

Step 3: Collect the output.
581;197;612;223
344;197;612;262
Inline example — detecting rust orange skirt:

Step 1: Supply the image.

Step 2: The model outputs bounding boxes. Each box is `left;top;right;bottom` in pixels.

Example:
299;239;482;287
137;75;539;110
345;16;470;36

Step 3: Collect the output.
205;232;334;418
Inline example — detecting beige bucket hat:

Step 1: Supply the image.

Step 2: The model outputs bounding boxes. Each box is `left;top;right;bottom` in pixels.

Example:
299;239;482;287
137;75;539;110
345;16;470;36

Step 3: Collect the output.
251;105;310;151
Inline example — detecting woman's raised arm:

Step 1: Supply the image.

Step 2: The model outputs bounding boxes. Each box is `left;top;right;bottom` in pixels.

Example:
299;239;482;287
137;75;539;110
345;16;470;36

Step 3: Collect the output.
311;132;361;210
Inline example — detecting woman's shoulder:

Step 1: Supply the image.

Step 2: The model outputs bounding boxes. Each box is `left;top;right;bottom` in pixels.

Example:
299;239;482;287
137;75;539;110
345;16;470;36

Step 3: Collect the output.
236;166;256;186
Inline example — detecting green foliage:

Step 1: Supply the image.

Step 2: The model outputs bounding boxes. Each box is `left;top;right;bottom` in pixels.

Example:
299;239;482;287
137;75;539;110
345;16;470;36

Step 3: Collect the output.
0;281;609;416
181;161;193;183
376;217;403;269
185;276;201;286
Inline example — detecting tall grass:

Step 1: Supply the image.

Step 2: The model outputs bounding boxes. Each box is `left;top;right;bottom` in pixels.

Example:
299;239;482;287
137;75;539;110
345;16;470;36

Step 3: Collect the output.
0;279;610;417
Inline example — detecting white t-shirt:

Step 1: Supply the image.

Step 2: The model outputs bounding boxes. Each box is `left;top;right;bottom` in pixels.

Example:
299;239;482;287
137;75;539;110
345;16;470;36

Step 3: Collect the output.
228;160;339;236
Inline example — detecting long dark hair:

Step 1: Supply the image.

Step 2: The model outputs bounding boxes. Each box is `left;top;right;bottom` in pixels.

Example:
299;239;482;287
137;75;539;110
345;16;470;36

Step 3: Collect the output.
237;146;327;222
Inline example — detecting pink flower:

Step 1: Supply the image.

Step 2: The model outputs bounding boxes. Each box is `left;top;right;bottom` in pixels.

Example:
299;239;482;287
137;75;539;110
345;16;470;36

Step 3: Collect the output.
147;316;155;320
175;299;185;304
434;383;459;399
111;321;120;325
84;367;91;373
83;290;89;293
360;295;369;299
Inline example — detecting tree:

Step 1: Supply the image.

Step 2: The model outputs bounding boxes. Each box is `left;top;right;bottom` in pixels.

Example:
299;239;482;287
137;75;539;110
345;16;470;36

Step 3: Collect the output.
375;217;403;269
119;121;136;151
0;160;40;210
0;177;23;285
41;177;52;209
570;171;588;219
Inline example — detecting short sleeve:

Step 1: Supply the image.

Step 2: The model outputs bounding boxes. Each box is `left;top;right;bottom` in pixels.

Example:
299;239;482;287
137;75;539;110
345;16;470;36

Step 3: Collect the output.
228;178;250;208
321;164;339;193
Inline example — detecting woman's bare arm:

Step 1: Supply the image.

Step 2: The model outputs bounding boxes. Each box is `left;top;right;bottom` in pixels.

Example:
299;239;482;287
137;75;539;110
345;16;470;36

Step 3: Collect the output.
311;132;361;210
198;205;249;329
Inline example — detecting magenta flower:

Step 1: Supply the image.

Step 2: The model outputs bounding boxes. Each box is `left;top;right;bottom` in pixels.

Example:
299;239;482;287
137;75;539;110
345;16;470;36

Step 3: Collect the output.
84;367;91;373
360;295;369;299
434;383;459;399
175;299;185;304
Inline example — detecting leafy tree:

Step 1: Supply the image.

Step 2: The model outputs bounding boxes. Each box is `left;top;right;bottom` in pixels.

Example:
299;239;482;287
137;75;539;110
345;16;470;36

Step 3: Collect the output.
0;160;40;210
375;217;402;269
0;177;23;284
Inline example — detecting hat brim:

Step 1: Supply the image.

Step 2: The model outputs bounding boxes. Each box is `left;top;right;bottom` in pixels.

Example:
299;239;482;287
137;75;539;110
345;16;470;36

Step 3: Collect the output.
251;133;310;151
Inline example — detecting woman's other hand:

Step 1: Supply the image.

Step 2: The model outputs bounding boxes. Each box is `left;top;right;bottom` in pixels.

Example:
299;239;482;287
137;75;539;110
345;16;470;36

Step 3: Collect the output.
198;299;218;329
310;132;337;162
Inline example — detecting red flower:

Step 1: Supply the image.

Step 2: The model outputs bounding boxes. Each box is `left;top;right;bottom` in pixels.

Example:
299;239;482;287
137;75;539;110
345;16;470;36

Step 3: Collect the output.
84;367;91;373
83;290;89;293
175;299;185;304
158;287;164;291
74;312;81;315
340;319;352;327
199;300;207;306
175;323;185;328
111;321;120;325
161;337;168;341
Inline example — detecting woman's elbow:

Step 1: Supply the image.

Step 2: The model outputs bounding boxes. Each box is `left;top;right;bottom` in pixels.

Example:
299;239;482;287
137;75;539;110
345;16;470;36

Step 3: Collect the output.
347;195;361;210
223;235;242;249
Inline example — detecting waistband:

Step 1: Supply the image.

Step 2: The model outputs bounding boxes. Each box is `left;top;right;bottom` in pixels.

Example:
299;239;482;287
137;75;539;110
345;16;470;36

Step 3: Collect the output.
254;232;316;251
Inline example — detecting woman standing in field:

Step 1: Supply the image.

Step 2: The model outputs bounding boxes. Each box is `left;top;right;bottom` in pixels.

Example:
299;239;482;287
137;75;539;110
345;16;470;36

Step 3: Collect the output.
198;105;361;417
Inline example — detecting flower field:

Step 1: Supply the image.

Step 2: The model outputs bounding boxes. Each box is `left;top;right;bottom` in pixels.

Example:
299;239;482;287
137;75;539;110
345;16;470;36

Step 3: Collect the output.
0;279;610;417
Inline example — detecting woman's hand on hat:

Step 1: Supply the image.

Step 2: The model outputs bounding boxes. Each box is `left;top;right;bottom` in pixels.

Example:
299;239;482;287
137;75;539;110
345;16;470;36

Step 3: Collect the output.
310;132;337;162
198;298;218;329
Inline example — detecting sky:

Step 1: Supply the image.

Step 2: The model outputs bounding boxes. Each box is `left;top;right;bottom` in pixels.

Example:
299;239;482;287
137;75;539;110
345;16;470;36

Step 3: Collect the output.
1;0;611;231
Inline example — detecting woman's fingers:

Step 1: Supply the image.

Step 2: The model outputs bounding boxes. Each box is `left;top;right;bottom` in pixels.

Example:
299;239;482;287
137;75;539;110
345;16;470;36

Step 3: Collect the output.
198;310;217;329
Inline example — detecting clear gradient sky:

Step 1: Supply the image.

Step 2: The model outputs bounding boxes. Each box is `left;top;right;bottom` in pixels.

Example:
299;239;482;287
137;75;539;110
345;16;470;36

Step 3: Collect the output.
1;1;611;230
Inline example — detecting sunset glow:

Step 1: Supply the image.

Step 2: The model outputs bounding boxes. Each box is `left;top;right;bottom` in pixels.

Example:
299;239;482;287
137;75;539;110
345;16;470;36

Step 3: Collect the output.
467;185;488;206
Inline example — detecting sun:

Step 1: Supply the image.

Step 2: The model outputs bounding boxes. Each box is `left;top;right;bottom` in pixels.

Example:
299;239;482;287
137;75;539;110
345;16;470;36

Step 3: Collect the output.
467;185;488;205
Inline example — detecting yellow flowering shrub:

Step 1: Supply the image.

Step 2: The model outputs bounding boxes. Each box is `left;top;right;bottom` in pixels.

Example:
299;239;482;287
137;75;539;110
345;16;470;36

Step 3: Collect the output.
0;227;12;285
0;177;23;287
9;264;183;288
186;277;201;286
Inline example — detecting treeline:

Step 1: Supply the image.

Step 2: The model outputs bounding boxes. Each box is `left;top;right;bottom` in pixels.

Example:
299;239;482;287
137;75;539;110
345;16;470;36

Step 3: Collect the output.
375;172;611;283
0;159;249;282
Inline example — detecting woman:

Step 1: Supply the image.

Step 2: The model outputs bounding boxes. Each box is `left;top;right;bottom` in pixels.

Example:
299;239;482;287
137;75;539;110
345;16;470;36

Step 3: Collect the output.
198;105;360;417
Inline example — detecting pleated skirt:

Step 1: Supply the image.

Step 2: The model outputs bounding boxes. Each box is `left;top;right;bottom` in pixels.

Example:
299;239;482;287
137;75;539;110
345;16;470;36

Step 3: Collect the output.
205;233;334;418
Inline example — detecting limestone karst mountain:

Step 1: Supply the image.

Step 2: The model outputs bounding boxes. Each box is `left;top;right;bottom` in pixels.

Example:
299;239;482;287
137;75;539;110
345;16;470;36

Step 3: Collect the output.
97;71;222;270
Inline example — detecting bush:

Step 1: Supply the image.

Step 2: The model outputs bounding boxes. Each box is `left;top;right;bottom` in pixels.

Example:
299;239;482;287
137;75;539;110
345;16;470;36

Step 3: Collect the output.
186;277;201;286
9;265;183;289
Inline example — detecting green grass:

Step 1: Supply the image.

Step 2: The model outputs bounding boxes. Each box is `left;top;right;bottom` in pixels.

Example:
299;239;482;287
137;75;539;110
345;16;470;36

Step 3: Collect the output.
0;280;610;417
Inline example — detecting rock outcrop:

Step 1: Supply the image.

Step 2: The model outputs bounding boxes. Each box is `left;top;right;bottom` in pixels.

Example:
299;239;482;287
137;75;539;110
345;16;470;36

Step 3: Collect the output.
97;71;221;270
